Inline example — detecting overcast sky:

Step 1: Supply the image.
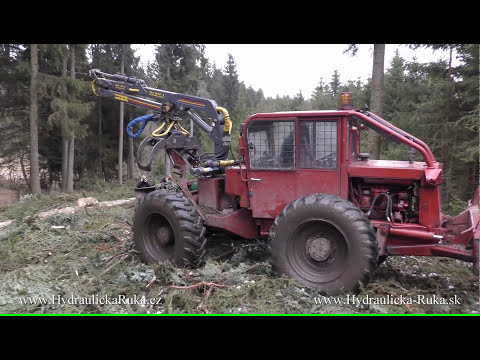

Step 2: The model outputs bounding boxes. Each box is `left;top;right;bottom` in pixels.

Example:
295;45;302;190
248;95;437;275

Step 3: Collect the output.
133;44;457;99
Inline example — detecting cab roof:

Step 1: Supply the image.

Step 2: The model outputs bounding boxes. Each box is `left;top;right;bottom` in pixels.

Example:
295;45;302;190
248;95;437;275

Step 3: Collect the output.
247;110;357;119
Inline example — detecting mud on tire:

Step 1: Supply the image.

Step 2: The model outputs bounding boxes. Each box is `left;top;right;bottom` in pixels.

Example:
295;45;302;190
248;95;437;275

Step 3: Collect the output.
268;193;378;295
132;188;206;268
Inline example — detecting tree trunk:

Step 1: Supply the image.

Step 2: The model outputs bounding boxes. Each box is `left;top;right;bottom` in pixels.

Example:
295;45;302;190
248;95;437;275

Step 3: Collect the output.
66;44;75;192
119;102;124;184
166;59;170;81
20;151;29;187
127;137;134;179
97;98;104;179
118;44;125;184
442;45;453;203
61;47;68;191
29;44;41;195
368;44;385;160
92;45;105;179
67;137;74;191
61;138;68;191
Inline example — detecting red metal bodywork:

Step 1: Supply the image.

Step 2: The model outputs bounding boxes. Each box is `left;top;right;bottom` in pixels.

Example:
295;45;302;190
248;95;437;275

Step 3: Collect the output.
172;109;478;269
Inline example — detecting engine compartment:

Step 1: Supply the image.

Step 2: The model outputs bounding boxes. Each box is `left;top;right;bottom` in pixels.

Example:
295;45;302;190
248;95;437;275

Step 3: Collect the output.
349;178;419;224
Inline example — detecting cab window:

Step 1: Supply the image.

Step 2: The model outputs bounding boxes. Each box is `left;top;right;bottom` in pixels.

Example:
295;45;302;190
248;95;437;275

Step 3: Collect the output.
247;120;296;170
298;120;337;169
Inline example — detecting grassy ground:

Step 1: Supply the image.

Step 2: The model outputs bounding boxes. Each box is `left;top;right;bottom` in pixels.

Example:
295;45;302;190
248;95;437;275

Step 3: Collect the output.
0;183;478;315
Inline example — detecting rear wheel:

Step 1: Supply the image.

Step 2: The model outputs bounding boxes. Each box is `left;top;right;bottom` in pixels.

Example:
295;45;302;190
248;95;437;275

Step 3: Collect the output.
132;188;206;268
268;193;378;295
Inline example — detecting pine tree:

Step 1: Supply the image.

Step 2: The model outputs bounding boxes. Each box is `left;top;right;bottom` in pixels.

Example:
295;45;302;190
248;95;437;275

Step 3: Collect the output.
384;50;407;122
41;44;93;191
221;53;240;111
310;77;336;110
290;91;306;110
330;70;340;97
149;44;206;94
446;44;479;205
0;44;31;187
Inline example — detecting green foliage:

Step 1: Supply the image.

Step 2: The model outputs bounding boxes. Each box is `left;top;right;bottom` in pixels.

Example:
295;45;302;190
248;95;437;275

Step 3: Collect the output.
443;196;468;216
1;199;476;313
380;46;478;205
0;43;477;207
147;44;206;94
310;77;339;110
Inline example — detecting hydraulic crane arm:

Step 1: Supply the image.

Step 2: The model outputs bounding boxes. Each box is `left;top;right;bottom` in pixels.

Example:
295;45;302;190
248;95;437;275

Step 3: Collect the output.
88;69;232;160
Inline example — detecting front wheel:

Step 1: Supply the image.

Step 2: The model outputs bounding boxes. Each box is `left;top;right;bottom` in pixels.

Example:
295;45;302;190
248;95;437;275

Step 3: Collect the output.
268;193;378;295
132;188;207;268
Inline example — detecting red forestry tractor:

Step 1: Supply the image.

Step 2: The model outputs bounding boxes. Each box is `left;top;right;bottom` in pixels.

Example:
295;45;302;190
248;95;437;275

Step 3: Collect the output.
88;69;479;295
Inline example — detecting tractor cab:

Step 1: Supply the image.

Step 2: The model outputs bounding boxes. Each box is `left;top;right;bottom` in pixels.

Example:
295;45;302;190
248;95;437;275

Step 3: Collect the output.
238;93;362;219
241;112;343;218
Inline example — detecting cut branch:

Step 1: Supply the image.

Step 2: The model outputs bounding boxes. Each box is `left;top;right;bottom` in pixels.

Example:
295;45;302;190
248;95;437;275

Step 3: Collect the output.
170;281;226;290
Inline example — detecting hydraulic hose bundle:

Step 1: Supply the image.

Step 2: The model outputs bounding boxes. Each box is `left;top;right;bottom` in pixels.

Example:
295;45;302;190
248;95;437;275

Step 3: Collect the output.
366;193;394;222
126;113;190;139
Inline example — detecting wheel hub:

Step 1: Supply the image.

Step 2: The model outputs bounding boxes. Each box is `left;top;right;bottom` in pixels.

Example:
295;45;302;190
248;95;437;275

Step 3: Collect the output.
156;226;173;246
306;237;332;261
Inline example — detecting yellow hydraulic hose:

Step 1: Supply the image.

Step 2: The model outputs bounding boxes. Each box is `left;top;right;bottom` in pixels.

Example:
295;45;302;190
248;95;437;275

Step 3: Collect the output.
176;122;190;136
91;79;99;96
218;160;236;166
152;121;174;137
216;106;232;134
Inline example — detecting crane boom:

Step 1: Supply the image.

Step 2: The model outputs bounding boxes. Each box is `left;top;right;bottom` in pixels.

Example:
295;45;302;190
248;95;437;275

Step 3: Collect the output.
88;69;232;161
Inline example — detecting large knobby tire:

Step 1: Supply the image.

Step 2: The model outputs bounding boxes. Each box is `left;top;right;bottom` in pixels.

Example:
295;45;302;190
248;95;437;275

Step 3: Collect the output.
268;193;378;296
132;188;206;268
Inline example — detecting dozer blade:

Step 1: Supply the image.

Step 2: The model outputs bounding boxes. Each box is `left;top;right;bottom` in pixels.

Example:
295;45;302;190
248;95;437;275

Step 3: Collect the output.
443;190;479;275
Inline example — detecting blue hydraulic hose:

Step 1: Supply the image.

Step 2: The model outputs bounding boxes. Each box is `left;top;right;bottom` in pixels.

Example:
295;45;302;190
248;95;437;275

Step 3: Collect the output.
126;114;155;138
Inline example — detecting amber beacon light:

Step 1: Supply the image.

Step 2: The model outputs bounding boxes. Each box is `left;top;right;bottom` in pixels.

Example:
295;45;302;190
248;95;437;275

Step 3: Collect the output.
339;91;353;110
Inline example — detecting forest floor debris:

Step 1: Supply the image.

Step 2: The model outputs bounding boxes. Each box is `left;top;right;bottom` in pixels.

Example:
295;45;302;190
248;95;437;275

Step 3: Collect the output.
0;187;478;314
